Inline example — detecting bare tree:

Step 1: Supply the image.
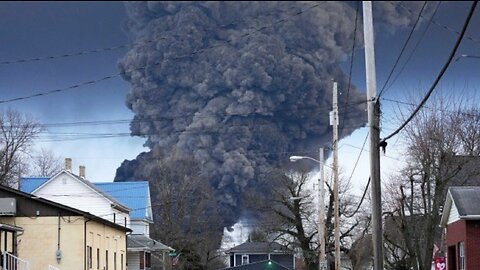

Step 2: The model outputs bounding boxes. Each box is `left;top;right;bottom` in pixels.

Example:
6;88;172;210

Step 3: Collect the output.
0;110;42;186
146;157;227;270
30;148;63;177
383;97;480;270
249;168;368;270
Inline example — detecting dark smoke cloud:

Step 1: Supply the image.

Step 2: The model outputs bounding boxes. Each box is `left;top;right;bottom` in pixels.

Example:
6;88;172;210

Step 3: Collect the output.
116;1;428;226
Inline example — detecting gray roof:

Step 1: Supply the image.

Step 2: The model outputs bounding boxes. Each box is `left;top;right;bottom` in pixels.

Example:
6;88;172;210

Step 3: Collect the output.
449;186;480;216
227;242;292;254
221;260;290;270
127;234;174;251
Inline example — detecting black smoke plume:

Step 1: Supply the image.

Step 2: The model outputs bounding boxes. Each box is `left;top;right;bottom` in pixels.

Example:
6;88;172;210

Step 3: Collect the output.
115;1;428;228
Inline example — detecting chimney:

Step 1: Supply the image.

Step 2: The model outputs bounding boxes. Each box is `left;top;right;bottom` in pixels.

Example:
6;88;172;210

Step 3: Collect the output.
65;158;72;172
79;165;86;179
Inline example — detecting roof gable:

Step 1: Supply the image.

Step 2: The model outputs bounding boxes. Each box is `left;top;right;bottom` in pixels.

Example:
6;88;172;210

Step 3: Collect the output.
450;186;480;216
94;181;152;221
441;186;480;226
29;170;130;212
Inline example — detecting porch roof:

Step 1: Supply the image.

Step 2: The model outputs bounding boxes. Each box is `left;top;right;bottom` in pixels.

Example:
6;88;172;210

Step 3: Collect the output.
0;223;23;232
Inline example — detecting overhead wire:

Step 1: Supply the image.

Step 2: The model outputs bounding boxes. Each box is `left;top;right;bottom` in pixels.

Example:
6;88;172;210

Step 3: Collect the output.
339;1;360;137
385;1;480;45
335;2;371;219
381;0;477;143
340;143;402;161
381;97;480;118
342;133;369;218
380;1;442;95
378;1;428;98
35;123;366;142
0;2;325;105
0;3;313;66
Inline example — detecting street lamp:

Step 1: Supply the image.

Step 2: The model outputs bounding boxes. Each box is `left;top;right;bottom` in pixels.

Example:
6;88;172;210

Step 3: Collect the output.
290;148;329;270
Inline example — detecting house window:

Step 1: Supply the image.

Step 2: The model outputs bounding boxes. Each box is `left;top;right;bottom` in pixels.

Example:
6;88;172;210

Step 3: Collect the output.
145;252;151;268
106;250;109;270
97;248;100;269
114;252;117;270
459;242;465;270
87;246;92;269
241;255;249;265
121;254;124;270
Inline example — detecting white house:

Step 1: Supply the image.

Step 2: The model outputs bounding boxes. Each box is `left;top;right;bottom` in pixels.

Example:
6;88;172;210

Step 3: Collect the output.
20;158;173;270
21;161;131;228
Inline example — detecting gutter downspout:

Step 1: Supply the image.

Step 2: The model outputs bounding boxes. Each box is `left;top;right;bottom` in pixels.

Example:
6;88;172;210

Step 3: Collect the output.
84;218;91;270
125;217;128;270
58;213;61;251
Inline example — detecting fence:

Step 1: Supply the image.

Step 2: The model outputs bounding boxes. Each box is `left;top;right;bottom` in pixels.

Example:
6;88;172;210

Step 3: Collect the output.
2;252;29;270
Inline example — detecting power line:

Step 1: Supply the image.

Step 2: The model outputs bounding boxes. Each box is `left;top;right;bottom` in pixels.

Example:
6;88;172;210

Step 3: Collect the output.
0;44;129;66
0;3;324;104
381;1;477;143
340;1;360;136
343;177;370;219
380;1;442;95
35;123;366;142
0;3;313;66
342;132;369;219
0;74;119;104
378;1;428;98
1;100;367;130
381;97;480;118
386;1;480;45
340;143;401;161
346;132;369;184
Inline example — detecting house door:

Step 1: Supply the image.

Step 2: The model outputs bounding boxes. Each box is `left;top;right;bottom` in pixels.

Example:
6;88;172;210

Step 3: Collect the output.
448;245;457;270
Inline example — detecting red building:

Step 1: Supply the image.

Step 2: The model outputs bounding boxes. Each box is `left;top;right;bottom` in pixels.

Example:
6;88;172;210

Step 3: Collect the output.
440;186;480;270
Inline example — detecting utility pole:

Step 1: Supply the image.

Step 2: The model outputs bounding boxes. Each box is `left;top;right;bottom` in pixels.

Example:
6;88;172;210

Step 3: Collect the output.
318;147;327;270
330;81;340;270
363;2;384;270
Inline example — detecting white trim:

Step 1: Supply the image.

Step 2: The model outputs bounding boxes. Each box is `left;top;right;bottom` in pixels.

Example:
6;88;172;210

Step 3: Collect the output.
241;254;249;265
233;253;236;267
228;251;291;255
32;170;130;212
440;191;453;227
460;215;480;219
131;218;154;224
31;170;65;193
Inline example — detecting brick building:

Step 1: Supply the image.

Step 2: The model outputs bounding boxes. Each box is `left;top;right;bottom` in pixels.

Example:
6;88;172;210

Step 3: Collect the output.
440;186;480;270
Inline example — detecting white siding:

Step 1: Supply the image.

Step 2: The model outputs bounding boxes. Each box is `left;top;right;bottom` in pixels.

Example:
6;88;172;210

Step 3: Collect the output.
448;201;460;225
127;252;140;270
33;172;130;228
131;220;150;236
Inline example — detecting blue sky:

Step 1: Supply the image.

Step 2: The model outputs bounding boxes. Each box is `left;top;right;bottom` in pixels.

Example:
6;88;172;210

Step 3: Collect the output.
0;1;479;191
0;2;147;181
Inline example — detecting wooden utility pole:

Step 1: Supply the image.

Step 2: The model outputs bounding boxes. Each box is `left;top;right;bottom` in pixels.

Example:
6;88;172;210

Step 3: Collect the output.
318;147;327;270
363;2;384;270
330;81;340;270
